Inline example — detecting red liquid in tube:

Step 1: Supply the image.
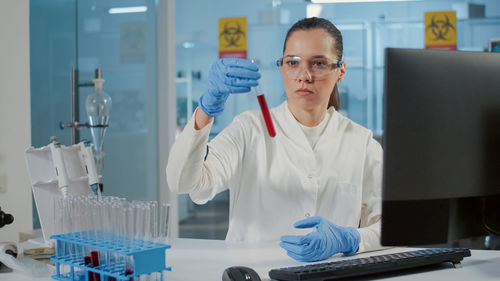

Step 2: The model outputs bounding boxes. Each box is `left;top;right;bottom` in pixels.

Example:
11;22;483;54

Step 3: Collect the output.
90;251;100;281
250;59;276;138
257;94;276;137
84;256;94;281
125;269;134;281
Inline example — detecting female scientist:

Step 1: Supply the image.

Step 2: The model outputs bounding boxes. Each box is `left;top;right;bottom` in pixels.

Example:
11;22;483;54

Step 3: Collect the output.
167;17;383;262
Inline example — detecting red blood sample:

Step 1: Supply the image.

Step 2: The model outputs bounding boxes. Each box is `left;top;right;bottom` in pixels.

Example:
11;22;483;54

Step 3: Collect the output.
125;269;134;281
84;256;93;281
257;94;276;137
90;251;100;281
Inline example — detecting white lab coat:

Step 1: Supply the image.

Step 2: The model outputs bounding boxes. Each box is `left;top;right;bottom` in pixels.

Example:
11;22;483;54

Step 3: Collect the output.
167;101;383;253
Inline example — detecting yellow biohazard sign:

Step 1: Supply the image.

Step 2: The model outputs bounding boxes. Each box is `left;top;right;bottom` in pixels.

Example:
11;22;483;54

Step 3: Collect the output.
218;17;247;58
424;11;457;50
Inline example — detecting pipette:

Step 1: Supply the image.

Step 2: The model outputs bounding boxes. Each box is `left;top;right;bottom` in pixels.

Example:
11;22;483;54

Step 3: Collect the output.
79;140;101;199
253;84;276;137
49;136;69;197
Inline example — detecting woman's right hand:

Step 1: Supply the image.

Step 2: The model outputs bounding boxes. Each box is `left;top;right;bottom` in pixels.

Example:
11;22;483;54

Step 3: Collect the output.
199;58;260;117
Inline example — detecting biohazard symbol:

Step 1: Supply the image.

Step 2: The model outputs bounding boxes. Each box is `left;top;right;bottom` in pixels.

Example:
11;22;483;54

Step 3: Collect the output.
426;15;456;41
220;22;245;48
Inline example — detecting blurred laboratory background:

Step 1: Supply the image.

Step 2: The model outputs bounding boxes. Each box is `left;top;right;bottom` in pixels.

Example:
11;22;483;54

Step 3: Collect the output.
1;0;499;243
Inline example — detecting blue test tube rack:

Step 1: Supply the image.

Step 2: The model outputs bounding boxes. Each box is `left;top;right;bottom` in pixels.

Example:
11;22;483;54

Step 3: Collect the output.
50;231;171;281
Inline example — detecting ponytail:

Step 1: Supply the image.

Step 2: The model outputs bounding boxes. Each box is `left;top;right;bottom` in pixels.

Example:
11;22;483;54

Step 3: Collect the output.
328;84;340;110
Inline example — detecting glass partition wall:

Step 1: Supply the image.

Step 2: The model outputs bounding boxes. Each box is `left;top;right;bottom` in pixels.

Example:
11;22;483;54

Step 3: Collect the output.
175;0;500;239
30;0;160;227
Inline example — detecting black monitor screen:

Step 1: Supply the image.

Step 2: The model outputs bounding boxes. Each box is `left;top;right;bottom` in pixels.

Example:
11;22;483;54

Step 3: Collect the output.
381;48;500;247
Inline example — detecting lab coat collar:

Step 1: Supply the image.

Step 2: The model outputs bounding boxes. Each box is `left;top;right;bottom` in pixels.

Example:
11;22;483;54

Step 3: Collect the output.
275;101;337;152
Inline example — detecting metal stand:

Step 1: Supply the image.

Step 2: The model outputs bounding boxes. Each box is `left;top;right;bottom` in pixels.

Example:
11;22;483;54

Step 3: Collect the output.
61;68;102;145
60;68;107;193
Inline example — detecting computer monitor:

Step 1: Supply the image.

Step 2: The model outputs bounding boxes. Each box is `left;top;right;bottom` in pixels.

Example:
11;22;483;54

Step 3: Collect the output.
381;48;500;247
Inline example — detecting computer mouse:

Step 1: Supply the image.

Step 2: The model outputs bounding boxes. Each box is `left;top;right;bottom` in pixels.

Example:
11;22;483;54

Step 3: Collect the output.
222;266;261;281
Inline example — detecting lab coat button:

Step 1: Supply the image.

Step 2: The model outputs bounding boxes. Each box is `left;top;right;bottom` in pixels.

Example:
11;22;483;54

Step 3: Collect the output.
305;213;311;218
307;174;313;179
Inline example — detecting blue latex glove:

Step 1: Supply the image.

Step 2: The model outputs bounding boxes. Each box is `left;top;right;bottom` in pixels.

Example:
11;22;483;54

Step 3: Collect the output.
280;216;361;262
199;58;260;117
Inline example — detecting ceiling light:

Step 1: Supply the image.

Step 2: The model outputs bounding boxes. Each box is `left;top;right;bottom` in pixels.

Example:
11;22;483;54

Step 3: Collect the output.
307;4;324;18
108;6;148;14
311;0;421;3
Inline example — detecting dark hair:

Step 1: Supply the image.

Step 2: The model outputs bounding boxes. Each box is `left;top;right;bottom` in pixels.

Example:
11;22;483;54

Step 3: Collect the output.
283;17;343;110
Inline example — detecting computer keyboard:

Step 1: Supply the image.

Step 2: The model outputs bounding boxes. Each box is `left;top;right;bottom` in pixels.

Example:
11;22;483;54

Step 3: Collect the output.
268;248;471;281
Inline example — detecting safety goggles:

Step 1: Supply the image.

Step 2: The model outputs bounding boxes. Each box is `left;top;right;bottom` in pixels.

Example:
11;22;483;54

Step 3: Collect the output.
276;55;343;81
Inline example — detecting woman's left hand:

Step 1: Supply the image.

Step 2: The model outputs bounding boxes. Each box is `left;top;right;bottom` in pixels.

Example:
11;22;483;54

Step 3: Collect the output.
280;216;360;262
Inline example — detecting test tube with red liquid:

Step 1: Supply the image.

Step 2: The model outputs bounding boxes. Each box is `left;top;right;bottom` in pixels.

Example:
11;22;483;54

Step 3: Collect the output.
90;250;100;281
253;85;276;138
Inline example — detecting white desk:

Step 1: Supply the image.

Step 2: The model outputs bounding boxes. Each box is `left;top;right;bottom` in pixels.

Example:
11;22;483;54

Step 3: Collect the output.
2;238;500;281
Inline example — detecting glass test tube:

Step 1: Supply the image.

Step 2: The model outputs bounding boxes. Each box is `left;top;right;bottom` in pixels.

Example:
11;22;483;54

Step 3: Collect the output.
125;205;135;279
53;197;67;277
253;85;276;137
158;203;170;243
149;201;158;241
73;197;88;280
66;197;77;277
111;203;123;266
